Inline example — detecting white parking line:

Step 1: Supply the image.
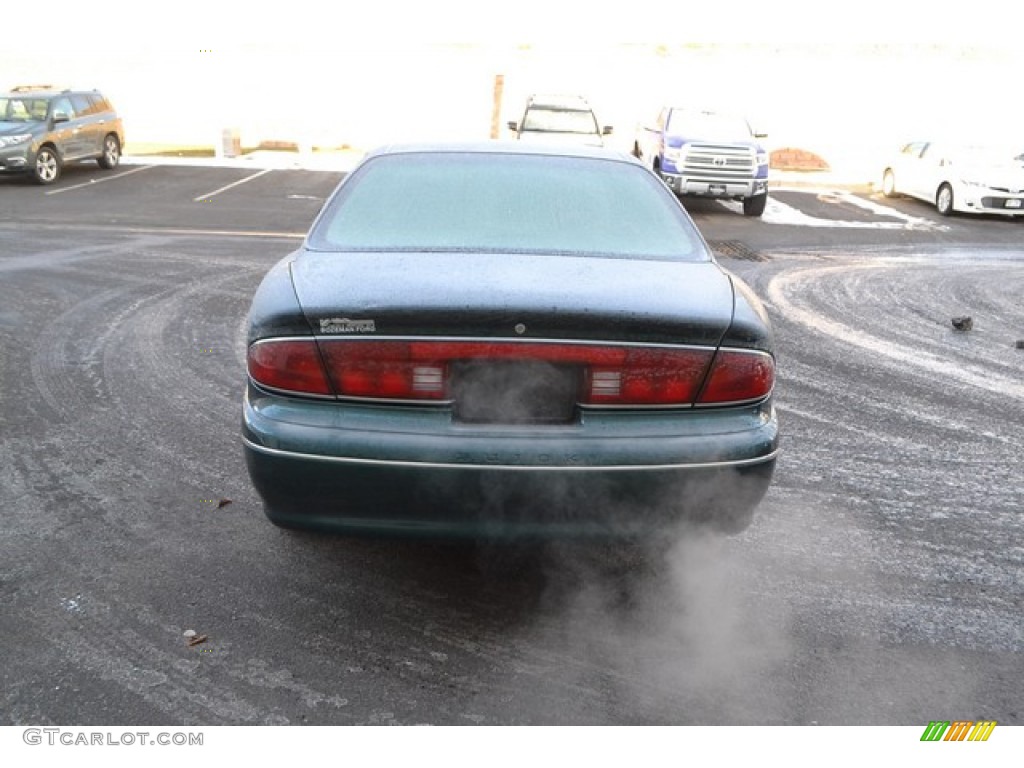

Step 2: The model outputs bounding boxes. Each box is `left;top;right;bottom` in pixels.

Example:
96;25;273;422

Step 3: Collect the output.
716;190;949;230
5;222;305;240
194;169;274;202
764;190;949;230
44;164;156;195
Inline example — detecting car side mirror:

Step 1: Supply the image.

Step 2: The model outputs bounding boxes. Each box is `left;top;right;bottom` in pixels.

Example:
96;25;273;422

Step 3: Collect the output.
52;112;70;124
602;126;614;135
507;121;519;132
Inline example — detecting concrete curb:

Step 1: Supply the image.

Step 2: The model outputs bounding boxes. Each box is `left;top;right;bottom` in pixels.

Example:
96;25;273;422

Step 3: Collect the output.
769;171;875;194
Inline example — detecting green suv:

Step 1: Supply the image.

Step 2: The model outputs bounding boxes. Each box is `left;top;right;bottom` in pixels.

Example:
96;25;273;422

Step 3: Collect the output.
0;85;124;184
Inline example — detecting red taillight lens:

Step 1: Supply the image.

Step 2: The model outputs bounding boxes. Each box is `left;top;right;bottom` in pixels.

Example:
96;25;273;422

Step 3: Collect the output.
248;339;773;407
698;350;775;404
320;341;446;400
318;340;714;406
247;339;333;396
585;347;713;405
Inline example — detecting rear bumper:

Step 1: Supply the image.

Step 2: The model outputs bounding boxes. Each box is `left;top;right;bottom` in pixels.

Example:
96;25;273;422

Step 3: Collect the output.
241;383;779;537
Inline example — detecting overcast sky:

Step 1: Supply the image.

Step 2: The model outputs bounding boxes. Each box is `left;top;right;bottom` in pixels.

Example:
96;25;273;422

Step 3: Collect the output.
7;0;1018;170
16;0;1024;50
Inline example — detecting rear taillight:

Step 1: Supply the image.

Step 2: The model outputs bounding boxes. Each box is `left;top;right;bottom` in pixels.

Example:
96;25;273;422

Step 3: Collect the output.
697;349;775;404
584;347;713;405
247;339;332;396
320;341;447;400
317;341;716;406
247;338;773;407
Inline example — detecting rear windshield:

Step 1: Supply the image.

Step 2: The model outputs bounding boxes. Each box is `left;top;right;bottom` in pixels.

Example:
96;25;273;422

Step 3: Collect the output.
308;152;709;262
522;107;599;135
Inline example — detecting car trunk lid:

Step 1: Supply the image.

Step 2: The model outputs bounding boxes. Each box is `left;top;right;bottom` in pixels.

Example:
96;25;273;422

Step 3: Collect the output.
291;250;734;347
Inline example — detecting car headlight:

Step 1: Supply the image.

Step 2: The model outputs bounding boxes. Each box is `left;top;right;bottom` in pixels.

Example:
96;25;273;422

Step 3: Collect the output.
663;147;682;164
756;150;769;166
960;178;987;188
0;134;32;147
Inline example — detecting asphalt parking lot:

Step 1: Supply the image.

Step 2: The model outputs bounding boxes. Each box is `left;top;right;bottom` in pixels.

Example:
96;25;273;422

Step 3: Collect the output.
0;160;343;235
1;159;1022;726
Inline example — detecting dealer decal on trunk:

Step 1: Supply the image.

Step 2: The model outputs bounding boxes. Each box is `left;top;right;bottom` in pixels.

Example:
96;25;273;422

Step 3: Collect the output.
319;318;376;334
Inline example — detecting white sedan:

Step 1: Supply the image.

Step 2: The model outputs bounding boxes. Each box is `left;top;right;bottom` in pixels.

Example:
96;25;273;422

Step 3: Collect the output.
881;141;1024;217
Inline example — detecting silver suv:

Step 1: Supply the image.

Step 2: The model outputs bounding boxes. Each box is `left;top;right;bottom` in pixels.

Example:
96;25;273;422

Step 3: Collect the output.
0;85;124;184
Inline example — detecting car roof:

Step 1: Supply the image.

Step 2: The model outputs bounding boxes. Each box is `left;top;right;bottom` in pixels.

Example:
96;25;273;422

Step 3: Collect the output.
2;85;98;98
526;94;594;111
667;107;744;118
365;141;637;164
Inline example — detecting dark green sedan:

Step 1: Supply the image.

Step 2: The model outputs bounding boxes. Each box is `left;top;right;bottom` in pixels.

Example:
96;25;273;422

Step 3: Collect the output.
242;143;779;537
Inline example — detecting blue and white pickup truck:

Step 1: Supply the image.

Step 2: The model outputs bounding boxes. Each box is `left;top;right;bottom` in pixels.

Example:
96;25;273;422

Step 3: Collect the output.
634;107;769;216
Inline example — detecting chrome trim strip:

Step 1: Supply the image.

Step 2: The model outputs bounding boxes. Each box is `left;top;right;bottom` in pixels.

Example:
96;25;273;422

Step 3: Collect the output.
693;385;775;409
331;394;453;406
249;335;721;353
709;347;775;358
241;436;779;472
249;380;336;401
577;402;693;411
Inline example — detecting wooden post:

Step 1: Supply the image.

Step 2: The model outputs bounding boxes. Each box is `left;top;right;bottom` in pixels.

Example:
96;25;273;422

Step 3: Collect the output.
490;74;505;139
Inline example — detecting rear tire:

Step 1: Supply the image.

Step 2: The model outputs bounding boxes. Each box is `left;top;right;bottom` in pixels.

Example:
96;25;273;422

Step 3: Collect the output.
743;193;767;217
98;134;121;169
32;146;61;185
936;183;954;216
